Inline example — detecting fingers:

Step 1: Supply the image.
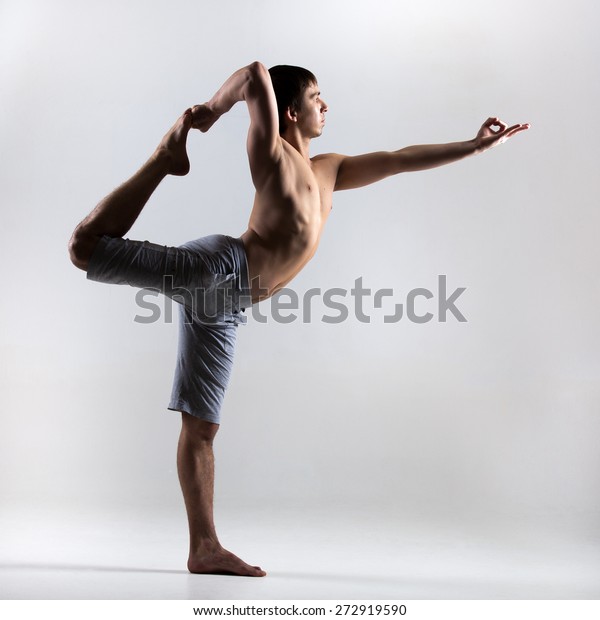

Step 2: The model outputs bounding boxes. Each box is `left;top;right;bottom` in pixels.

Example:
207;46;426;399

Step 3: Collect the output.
504;122;531;139
483;117;530;142
485;117;507;133
494;117;508;132
476;117;530;151
190;103;220;132
191;111;210;131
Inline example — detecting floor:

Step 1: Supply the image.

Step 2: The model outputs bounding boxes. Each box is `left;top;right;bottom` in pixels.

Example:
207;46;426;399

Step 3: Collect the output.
1;502;599;600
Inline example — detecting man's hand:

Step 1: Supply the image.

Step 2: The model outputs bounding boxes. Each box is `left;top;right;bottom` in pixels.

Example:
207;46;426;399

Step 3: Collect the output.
474;117;530;153
191;103;220;132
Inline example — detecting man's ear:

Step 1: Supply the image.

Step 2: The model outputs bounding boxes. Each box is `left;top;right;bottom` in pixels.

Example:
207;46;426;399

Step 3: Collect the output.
285;106;298;124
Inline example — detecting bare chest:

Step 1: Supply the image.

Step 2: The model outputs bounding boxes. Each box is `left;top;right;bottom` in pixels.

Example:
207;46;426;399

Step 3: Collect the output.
287;150;336;219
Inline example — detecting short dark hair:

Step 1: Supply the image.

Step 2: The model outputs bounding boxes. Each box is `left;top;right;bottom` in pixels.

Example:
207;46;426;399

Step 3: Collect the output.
268;65;317;134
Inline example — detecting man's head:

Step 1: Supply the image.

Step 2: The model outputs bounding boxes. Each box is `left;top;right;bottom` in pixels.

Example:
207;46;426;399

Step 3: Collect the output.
268;65;327;137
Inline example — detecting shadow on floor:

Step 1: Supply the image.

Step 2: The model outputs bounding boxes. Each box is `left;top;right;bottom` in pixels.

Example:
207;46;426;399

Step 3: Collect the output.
0;562;187;576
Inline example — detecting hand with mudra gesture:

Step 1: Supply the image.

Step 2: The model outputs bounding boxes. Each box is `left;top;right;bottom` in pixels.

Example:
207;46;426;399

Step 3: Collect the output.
474;117;530;152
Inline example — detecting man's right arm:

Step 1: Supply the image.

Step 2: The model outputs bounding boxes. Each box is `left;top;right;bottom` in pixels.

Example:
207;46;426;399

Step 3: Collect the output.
192;62;281;189
332;117;530;191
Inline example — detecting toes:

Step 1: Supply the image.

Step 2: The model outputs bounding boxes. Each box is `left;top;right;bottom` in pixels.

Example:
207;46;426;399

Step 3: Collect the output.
180;109;192;131
234;560;265;577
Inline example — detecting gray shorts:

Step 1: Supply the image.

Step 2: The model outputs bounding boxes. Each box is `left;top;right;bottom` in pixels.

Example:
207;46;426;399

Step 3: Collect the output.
87;234;251;424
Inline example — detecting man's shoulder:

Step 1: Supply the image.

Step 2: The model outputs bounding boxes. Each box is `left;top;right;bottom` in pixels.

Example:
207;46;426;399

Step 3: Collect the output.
310;152;344;166
311;152;343;161
309;153;345;188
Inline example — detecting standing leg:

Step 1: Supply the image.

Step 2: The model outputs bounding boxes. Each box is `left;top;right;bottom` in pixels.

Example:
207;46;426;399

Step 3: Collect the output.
68;109;192;271
177;413;266;577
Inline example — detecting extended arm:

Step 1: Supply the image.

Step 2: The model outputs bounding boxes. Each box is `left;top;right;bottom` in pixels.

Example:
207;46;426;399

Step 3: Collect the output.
191;62;281;189
334;117;530;191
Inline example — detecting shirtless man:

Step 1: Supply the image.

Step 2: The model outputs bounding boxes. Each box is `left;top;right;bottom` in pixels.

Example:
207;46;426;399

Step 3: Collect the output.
69;61;529;577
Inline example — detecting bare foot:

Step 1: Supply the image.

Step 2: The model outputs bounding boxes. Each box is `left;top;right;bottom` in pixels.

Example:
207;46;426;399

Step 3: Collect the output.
155;109;192;176
188;545;267;577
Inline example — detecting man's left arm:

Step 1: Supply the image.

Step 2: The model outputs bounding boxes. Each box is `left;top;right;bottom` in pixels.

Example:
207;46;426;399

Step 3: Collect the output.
333;117;530;191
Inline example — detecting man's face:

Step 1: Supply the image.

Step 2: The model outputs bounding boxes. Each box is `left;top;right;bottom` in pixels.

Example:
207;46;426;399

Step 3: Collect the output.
295;83;328;138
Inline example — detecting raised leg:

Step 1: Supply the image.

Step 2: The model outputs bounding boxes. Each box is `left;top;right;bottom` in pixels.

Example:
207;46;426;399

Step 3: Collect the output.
68;109;193;271
177;413;266;577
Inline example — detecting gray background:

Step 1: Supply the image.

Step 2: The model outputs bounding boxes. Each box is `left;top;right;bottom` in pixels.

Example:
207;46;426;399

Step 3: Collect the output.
1;0;599;597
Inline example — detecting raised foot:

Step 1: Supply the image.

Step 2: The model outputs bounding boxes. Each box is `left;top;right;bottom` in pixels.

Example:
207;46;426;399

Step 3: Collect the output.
188;546;266;577
155;109;192;176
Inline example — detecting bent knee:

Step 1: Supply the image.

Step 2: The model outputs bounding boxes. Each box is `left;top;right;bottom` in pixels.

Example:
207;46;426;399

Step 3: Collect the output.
68;227;99;271
181;412;219;444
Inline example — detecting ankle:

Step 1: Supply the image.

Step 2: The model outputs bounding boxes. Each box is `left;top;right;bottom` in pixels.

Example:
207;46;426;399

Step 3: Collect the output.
150;148;172;171
192;536;222;554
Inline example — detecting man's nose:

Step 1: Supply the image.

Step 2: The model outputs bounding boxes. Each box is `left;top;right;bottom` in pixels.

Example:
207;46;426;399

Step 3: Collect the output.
320;99;328;112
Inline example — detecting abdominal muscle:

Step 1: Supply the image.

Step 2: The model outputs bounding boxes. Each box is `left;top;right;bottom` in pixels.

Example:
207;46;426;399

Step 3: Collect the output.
240;208;323;302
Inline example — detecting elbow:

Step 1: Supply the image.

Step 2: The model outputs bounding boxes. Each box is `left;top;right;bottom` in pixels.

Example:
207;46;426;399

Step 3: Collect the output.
246;61;270;93
248;61;268;78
